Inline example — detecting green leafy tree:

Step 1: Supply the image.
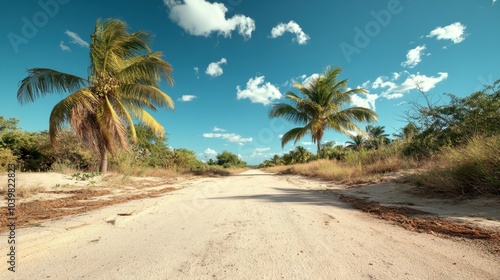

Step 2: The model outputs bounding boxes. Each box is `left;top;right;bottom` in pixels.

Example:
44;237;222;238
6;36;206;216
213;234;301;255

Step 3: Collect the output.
269;66;377;155
16;18;174;173
216;151;246;168
129;123;170;167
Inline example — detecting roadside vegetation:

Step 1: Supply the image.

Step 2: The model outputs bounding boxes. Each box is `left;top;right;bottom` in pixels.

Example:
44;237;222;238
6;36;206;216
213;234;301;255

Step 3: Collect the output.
1;17;498;199
263;73;500;198
0;117;245;176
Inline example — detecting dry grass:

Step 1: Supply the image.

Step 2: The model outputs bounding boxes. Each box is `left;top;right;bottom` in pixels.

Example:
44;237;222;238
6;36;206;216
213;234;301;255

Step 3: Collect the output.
265;154;411;185
15;185;46;198
405;135;500;197
0;186;177;232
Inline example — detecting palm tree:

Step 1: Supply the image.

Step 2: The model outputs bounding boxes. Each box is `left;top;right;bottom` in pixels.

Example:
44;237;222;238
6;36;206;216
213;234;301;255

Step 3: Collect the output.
269;154;284;166
17;18;174;173
346;134;365;151
269;66;377;155
365;125;390;149
293;146;313;163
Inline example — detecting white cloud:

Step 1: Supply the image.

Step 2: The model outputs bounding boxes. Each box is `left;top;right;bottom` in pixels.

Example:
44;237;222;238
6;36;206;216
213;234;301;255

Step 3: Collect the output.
206;58;227;77
164;0;255;39
270;21;310;45
251;147;272;158
493;0;497;5
178;95;197;102
360;80;371;89
350;93;378;110
392;72;401;80
203;132;253;144
64;30;89;47
59;41;70;52
278;134;283;139
373;72;448;99
427;22;467;44
204;148;218;157
236;76;282;105
401;45;426;68
301;142;314;146
212;126;226;132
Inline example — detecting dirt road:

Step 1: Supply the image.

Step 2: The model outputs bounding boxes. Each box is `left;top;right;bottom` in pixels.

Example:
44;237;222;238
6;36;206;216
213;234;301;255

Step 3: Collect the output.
1;170;498;279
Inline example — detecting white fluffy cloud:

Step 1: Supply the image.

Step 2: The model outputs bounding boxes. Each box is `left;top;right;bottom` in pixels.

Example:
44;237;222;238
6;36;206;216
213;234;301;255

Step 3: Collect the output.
270;21;310;45
212;126;226;132
373;72;448;99
350;93;378;110
206;58;227;77
236;76;282;105
427;22;467;44
178;95;197;102
204;148;218;156
203;130;253;144
301;142;314;146
59;41;70;52
250;148;273;158
401;45;426;68
64;30;89;47
164;0;255;39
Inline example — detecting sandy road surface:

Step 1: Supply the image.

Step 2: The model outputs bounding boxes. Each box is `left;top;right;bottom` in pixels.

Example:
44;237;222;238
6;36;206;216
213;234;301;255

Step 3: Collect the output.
1;170;498;279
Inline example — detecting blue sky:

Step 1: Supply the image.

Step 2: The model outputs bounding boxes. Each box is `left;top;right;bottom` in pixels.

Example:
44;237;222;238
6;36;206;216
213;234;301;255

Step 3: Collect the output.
1;0;499;165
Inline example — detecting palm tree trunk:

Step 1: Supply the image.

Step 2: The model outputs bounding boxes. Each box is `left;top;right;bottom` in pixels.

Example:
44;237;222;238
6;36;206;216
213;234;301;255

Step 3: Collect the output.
99;147;108;173
317;140;321;157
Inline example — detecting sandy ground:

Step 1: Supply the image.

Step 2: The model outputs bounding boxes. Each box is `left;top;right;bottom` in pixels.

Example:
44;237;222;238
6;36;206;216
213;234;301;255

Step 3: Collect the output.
0;170;499;279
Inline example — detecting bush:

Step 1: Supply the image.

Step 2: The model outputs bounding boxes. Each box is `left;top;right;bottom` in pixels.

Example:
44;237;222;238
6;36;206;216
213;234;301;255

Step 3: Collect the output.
216;151;246;168
407;135;500;197
0;148;18;171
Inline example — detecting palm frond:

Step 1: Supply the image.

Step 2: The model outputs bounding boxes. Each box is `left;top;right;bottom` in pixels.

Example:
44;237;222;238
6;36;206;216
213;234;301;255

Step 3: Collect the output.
96;96;129;155
281;126;310;148
118;52;173;86
126;107;165;138
120;84;174;110
269;103;309;125
49;88;96;145
17;68;88;104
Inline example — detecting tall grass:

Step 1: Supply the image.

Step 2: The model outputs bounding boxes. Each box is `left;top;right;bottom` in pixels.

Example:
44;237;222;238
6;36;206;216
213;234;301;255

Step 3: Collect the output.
265;144;415;184
407;135;500;197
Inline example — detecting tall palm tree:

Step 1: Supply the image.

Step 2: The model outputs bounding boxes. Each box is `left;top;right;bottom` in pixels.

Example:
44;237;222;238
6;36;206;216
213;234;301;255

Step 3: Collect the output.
17;18;174;173
269;66;377;155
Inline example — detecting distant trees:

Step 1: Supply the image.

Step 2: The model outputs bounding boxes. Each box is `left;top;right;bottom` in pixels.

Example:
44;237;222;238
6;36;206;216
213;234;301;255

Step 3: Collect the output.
216;151;247;168
400;80;500;158
16;18;174;173
269;66;377;156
